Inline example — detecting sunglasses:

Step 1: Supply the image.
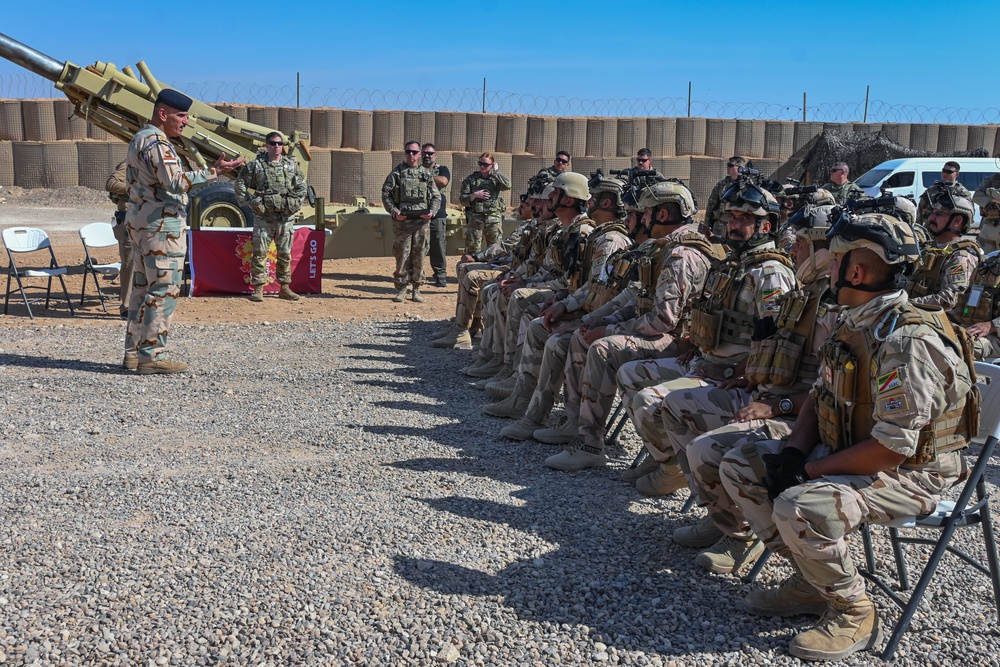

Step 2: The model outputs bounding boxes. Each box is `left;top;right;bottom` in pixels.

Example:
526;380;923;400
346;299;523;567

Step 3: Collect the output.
422;151;436;156
405;149;421;155
478;161;493;167
554;158;569;164
830;168;845;173
942;168;957;174
636;157;650;163
726;162;737;168
266;141;283;146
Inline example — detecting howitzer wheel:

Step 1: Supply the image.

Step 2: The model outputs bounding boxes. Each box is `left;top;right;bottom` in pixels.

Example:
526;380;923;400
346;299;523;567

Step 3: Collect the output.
201;201;246;228
190;181;253;229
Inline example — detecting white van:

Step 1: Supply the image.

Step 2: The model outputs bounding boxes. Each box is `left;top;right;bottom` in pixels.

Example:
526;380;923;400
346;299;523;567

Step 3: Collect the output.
855;157;1000;224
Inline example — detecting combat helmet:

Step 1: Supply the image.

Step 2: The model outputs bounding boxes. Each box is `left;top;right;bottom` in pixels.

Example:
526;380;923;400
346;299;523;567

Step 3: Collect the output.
721;181;780;251
550;172;591;202
931;190;976;234
638;180;697;218
810;188;837;207
827;211;921;292
787;204;836;243
587;173;627;219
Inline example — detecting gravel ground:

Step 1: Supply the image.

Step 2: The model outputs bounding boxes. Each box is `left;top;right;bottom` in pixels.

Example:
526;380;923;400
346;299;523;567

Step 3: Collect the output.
1;318;999;666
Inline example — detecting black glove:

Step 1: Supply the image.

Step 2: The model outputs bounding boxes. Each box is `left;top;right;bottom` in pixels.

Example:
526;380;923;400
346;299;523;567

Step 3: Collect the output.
762;447;809;500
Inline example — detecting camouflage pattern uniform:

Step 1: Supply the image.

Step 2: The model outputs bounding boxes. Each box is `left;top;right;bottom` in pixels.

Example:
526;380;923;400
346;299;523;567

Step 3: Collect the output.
819;179;865;205
234;150;308;287
381;163;440;290
453;220;533;334
907;237;981;310
916;179;972;226
459;169;511;252
952;253;1000;361
704;176;737;238
622;242;797;464
105;160;133;317
124;124;219;363
719;290;973;610
973;173;1000;253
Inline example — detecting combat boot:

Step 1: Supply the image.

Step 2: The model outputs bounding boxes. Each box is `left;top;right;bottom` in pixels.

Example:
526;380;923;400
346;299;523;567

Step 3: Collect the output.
475;365;513;389
391;287;407;303
500;415;547;440
122;355;138;372
250;285;264;302
695;536;765;574
432;328;472;350
432;320;457;338
466;358;505;379
744;573;829;617
620;453;659;482
788;595;882;661
278;284;300;301
544;439;607;471
462;353;495;376
533;415;578;445
483;393;529;419
485;374;517;399
137;359;189;375
636;462;687;497
673;514;724;548
411;287;425;303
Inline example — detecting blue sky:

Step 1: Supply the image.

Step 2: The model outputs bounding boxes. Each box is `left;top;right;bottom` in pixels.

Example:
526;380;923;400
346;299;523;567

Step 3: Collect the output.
1;1;997;121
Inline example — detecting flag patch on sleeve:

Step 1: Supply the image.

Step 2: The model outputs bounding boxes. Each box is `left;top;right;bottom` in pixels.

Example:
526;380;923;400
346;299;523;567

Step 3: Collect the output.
877;369;903;394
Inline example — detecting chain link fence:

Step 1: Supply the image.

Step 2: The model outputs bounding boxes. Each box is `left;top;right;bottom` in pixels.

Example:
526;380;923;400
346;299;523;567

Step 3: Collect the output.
4;72;1000;124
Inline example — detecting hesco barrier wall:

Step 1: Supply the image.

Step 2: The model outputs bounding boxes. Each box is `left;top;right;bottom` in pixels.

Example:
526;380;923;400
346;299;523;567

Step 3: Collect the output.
1;100;998;209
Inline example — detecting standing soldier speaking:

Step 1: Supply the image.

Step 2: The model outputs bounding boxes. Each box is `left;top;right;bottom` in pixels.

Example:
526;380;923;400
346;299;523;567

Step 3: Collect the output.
235;131;308;303
460;152;511;253
382;140;441;303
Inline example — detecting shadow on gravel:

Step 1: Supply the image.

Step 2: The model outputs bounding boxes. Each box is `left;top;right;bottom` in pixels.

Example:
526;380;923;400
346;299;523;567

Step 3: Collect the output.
0;351;122;374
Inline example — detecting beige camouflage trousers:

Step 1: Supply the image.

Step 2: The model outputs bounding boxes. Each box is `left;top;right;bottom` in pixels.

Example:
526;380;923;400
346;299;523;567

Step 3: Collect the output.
454;263;501;331
392;220;429;289
570;333;676;450
477;282;508;360
124;217;186;363
720;442;964;603
465;212;502;253
518;317;581;422
615;357;690;460
502;287;553;366
686;419;793;539
660;382;752;500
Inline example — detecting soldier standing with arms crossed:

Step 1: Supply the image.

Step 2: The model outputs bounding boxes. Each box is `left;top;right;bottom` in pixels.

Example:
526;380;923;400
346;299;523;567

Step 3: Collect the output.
422;143;451;287
460;152;511;253
382;140;441;303
235;131;308;303
124;89;243;375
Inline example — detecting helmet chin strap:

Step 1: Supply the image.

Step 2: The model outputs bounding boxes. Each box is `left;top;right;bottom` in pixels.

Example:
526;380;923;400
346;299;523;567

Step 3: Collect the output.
831;249;906;296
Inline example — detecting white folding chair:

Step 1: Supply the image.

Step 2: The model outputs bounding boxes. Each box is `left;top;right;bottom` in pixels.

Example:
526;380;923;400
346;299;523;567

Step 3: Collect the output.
3;227;75;319
78;222;122;313
860;361;1000;661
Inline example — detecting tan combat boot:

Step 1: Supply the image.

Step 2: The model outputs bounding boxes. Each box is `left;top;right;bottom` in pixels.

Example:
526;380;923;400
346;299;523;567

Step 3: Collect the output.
544;438;608;471
483;393;529;419
432;328;472;350
788;595;882;661
137;359;189;375
411;287;425;303
462;353;495;376
620;454;659;482
636;462;687;497
250;285;264;302
533;415;578;445
475;365;513;389
744;572;829;617
466;358;505;379
695;536;765;574
500;415;547;441
122;355;138;372
486;374;517;399
673;514;724;548
278;284;300;301
391;287;407;303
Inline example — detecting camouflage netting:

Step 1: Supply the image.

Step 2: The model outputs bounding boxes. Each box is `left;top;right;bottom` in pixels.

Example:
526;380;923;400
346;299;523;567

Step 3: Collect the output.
769;130;991;185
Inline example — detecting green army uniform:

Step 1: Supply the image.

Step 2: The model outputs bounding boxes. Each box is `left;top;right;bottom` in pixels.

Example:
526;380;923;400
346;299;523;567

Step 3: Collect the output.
234;150;308;287
820;179;865;205
124;123;219;365
973;173;1000;253
459;169;512;252
381;163;441;292
704;176;737;238
916;180;971;225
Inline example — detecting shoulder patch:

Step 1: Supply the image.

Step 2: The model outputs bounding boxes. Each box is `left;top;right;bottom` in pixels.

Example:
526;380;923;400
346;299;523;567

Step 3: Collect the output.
879;394;909;413
950;263;967;280
876;368;903;394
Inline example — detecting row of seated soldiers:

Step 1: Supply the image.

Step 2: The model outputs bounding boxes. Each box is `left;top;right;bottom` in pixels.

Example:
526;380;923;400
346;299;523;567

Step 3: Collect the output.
429;168;986;662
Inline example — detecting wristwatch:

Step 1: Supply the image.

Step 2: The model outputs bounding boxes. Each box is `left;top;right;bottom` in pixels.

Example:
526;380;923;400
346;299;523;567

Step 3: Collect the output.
722;367;735;380
778;398;794;415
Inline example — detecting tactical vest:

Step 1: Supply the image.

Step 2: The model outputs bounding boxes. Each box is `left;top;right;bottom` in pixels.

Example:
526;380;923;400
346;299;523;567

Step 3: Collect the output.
984;201;1000;222
637;232;727;315
745;279;830;390
907;239;981;298
953;254;1000;325
465;174;506;214
814;301;979;465
549;217;594;291
396;166;433;211
580;220;630;291
249;155;301;216
509;222;537;272
688;247;795;354
581;240;656;314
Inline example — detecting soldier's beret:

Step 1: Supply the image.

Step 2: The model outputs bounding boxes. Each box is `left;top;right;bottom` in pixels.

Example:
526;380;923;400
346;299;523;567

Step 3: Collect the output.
156;89;193;112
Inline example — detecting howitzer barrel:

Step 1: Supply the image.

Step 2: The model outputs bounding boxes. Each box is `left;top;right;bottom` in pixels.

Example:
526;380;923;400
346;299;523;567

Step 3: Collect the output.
0;32;63;82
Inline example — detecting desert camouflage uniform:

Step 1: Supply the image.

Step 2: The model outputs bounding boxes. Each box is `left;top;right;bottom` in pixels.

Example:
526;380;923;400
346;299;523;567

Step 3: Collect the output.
686;252;838;537
513;219;633;421
973;173;1000;253
106;160;134;316
381;163;440;290
459;169;511;252
234;150;307;286
621;242;797;466
124;124;219;363
907;238;981;311
720;290;973;606
916;180;972;226
819;180;865;205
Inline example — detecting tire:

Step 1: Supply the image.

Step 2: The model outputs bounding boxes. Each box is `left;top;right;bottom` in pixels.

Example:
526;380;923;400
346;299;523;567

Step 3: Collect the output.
190;181;255;228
